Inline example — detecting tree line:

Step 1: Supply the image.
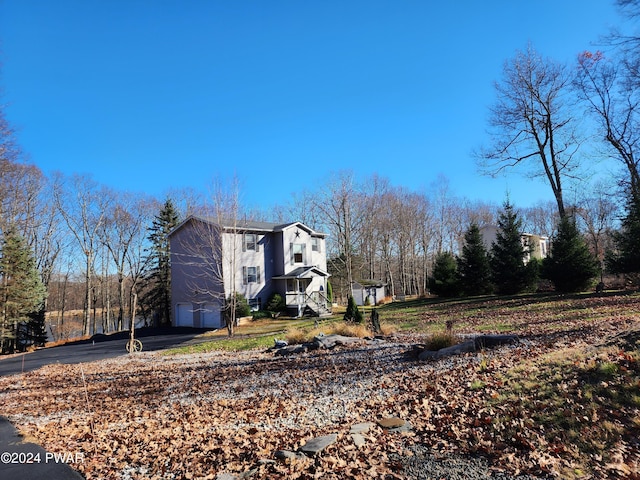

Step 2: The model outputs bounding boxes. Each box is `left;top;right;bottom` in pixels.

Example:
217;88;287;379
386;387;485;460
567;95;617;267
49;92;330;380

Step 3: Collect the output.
1;0;640;351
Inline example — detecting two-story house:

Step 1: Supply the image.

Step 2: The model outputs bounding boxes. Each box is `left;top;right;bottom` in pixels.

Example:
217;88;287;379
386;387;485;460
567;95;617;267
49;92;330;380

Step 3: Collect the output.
169;216;330;328
479;225;549;263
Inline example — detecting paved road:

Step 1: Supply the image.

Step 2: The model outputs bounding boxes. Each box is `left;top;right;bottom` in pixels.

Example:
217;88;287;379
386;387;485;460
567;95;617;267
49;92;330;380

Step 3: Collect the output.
0;416;84;480
0;328;216;377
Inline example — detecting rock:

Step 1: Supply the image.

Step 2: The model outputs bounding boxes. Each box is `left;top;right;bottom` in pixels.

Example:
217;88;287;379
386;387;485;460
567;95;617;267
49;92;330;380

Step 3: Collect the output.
351;433;367;447
274;450;305;460
473;334;518;349
349;422;374;434
377;417;406;429
274;345;308;356
299;433;338;455
216;474;237;480
417;334;519;361
313;334;363;349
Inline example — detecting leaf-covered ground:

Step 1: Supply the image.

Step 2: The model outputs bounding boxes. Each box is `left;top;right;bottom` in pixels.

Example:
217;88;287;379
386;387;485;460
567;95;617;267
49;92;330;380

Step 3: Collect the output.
1;293;639;479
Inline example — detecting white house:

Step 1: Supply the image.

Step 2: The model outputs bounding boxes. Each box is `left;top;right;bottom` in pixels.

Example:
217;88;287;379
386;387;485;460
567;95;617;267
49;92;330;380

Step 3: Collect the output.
169;216;331;328
479;225;549;263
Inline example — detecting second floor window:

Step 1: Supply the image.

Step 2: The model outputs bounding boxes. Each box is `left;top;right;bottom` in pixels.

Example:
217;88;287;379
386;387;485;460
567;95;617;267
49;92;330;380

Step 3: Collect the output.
243;233;258;252
311;237;321;252
291;243;306;264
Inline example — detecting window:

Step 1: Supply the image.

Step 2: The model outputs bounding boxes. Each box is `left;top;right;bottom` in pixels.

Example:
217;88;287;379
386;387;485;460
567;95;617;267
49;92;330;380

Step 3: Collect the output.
311;237;321;252
243;266;261;284
290;243;306;264
243;233;258;252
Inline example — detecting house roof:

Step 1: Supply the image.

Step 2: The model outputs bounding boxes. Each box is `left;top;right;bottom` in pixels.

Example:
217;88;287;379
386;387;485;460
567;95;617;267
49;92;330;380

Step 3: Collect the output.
169;216;328;237
272;266;330;280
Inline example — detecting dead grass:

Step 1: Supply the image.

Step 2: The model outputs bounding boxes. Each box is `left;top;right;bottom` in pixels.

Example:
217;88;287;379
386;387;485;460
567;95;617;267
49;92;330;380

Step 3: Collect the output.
285;321;396;344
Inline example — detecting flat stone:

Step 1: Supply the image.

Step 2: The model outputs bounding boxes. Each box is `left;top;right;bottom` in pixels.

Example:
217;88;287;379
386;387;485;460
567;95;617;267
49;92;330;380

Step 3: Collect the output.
299;433;338;455
351;433;367;447
274;450;304;460
350;422;375;434
378;417;406;429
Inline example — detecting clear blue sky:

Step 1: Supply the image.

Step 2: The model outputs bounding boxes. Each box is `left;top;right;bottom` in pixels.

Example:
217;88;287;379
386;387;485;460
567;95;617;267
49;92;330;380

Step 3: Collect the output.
0;1;623;212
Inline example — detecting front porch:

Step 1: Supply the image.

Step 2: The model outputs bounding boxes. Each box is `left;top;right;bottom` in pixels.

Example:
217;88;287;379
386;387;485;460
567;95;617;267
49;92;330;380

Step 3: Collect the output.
272;266;331;318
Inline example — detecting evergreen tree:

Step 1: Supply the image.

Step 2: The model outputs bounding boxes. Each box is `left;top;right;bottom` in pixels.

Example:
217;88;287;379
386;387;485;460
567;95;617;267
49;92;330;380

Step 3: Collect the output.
326;279;333;304
543;215;599;293
344;295;363;323
606;192;640;277
0;230;46;353
490;202;535;295
145;199;180;327
429;251;461;297
458;224;492;295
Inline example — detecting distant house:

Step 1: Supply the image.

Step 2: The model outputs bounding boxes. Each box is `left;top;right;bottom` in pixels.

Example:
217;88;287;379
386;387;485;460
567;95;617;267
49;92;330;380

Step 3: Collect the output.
352;281;387;306
169;216;331;328
479;225;549;263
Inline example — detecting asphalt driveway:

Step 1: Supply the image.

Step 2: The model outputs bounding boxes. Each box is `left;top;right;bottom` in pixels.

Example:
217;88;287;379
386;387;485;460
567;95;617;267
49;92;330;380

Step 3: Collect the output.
0;328;216;377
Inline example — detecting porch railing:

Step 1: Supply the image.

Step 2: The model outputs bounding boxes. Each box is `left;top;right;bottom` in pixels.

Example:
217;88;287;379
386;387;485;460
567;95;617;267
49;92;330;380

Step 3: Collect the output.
285;291;331;316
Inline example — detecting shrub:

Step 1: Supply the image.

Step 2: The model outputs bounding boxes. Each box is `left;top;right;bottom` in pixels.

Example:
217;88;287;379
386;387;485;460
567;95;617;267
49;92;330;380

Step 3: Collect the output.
425;332;457;351
251;310;272;320
227;292;251;319
343;295;363;323
265;293;286;313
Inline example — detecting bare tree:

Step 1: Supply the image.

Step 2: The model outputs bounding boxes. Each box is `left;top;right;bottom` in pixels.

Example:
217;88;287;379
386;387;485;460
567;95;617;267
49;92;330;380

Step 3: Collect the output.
575;50;640;199
520;200;559;238
53;173;112;336
575;184;620;275
312;171;364;301
479;45;582;218
100;192;154;331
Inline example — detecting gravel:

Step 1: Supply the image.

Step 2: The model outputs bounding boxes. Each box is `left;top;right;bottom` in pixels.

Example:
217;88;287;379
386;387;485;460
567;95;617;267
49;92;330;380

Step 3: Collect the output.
391;444;550;480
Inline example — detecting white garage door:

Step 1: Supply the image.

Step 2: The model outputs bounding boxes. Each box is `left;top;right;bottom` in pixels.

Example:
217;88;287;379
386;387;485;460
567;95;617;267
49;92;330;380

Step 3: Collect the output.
175;303;193;327
202;303;223;328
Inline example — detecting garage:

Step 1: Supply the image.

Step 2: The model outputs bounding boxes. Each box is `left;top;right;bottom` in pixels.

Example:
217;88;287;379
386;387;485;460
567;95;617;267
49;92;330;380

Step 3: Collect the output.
175;303;194;327
201;303;223;328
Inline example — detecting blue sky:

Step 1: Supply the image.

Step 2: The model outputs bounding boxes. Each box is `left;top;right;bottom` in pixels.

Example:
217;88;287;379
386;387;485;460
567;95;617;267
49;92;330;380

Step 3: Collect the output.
0;1;624;212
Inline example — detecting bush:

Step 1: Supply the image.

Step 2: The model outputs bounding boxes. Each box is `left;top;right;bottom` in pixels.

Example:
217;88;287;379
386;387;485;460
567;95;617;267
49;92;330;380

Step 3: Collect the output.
227;292;251;319
343;295;363;323
265;293;286;312
251;310;272;320
425;332;457;351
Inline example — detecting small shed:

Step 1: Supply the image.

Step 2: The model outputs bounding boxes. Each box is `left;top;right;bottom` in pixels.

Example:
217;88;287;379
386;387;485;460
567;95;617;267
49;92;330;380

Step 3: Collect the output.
352;281;387;306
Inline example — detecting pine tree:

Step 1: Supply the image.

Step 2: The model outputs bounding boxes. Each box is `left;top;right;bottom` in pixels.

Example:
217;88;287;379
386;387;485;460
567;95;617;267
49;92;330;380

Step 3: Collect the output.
344;295;363;323
429;251;461;297
458;224;492;295
145;199;180;327
543;215;599;293
0;230;46;353
490;202;535;295
606;192;640;278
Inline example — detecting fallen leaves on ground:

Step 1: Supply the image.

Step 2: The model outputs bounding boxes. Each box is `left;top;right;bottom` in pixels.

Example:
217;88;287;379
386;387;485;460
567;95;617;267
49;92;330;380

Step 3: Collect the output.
0;293;639;479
